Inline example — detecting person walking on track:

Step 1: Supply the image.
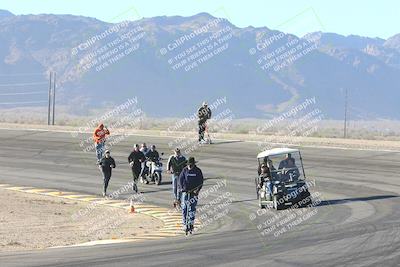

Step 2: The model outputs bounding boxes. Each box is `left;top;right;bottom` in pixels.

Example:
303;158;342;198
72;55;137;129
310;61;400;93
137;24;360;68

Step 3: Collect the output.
128;144;145;193
93;123;110;163
167;148;187;207
99;150;116;197
178;157;204;234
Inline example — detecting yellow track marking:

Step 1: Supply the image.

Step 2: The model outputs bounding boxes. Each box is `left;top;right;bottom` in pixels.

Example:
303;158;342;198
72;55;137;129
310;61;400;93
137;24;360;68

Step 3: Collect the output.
0;182;201;246
24;188;52;193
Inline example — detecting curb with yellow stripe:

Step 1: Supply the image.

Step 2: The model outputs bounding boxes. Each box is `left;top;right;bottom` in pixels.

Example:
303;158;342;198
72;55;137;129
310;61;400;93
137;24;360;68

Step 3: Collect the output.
0;183;190;247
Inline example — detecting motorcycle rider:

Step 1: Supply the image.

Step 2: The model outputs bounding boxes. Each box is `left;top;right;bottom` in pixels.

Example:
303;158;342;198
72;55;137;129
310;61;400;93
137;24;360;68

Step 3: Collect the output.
178;157;204;234
128;144;146;192
93;123;110;163
167;148;187;207
99;150;116;197
197;102;212;144
146;145;160;162
146;145;160;180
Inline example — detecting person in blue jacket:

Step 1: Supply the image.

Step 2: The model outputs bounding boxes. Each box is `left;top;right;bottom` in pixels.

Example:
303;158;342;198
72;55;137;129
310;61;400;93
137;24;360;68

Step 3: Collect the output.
178;157;204;234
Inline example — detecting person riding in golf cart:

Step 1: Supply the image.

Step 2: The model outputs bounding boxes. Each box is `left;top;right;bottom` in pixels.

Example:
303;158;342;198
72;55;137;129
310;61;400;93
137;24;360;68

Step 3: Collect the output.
279;154;300;182
257;159;278;201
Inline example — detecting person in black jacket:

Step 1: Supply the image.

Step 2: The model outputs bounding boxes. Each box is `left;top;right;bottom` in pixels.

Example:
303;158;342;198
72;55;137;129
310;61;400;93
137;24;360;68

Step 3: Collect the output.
146;145;160;162
197;102;212;143
128;144;145;193
99;150;116;197
278;153;292;170
146;145;160;181
167;148;187;206
178;157;204;234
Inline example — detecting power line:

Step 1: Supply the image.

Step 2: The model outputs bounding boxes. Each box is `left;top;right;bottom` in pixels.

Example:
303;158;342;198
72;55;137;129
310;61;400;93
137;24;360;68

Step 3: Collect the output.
0;100;48;105
0;73;44;77
0;72;57;125
0;91;47;96
0;82;48;87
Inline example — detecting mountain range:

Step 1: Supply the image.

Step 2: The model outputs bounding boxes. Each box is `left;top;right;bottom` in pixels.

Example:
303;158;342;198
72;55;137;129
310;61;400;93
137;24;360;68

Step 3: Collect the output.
0;9;399;119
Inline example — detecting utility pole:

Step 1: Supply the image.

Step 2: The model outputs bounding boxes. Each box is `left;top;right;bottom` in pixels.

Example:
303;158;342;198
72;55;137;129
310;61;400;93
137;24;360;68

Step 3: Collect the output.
344;88;348;138
52;72;56;125
47;71;52;125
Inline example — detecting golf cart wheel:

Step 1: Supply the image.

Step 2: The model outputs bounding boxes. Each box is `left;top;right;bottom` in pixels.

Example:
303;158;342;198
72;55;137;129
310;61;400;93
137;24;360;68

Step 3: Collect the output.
155;172;162;185
300;191;312;207
273;194;284;210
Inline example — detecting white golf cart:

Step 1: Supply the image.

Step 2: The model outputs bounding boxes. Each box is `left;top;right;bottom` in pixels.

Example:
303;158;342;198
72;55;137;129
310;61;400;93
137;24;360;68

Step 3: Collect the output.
255;148;312;210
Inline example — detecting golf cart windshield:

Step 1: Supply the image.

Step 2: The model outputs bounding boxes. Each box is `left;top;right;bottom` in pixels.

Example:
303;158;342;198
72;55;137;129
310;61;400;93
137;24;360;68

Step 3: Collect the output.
258;149;305;183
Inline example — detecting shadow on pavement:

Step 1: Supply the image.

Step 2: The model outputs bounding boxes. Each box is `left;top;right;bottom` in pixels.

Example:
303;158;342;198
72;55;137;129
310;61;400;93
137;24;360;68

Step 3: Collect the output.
208;140;243;145
317;194;398;207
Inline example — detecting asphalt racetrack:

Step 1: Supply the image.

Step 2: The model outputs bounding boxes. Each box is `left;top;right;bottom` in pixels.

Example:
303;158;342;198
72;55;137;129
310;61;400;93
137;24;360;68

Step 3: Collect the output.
1;129;400;267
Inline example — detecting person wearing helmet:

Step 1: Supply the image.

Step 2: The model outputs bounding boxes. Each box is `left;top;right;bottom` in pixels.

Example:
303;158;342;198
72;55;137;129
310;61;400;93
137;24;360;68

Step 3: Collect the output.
99;150;116;197
197;102;212;144
146;145;160;162
146;144;160;178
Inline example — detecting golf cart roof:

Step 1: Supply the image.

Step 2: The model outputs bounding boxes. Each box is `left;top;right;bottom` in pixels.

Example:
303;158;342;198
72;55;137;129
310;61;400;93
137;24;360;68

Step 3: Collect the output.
257;148;299;159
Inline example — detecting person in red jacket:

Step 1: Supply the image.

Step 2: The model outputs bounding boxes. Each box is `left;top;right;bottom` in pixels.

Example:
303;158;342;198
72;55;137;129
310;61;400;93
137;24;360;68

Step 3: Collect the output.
93;123;110;163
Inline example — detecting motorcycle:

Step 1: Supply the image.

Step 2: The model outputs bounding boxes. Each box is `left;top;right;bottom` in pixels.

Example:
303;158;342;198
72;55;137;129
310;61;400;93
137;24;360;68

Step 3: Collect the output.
148;158;163;185
141;153;164;185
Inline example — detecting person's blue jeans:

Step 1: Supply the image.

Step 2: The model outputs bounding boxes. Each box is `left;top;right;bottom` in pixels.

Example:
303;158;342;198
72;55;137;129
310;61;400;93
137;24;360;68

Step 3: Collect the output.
266;181;273;198
95;142;105;162
172;174;181;200
181;192;198;226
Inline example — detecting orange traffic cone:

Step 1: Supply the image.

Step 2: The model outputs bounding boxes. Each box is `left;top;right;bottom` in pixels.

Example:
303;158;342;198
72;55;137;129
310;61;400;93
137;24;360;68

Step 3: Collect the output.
129;199;135;213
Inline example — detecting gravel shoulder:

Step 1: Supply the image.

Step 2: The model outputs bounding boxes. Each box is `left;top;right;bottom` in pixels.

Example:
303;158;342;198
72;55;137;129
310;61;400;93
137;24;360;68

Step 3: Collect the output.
0;188;163;252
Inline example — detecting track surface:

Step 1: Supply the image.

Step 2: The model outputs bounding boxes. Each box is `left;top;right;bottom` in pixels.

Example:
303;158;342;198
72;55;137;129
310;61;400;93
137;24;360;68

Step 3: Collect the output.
1;129;400;267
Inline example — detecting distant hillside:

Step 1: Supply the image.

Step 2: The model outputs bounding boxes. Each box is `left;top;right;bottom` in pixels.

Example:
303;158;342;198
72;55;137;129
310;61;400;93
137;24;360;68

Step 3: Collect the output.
0;10;399;119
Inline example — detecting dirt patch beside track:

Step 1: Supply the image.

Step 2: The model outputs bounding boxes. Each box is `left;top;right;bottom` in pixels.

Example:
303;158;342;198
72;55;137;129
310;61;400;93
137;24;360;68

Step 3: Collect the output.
0;188;162;251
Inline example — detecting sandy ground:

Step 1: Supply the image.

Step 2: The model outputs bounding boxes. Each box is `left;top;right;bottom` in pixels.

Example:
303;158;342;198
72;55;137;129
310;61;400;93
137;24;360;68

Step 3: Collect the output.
0;188;163;252
0;123;399;151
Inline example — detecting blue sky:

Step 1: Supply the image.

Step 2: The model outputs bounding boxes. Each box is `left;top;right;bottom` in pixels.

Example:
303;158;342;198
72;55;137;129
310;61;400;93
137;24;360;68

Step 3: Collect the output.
1;0;399;39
